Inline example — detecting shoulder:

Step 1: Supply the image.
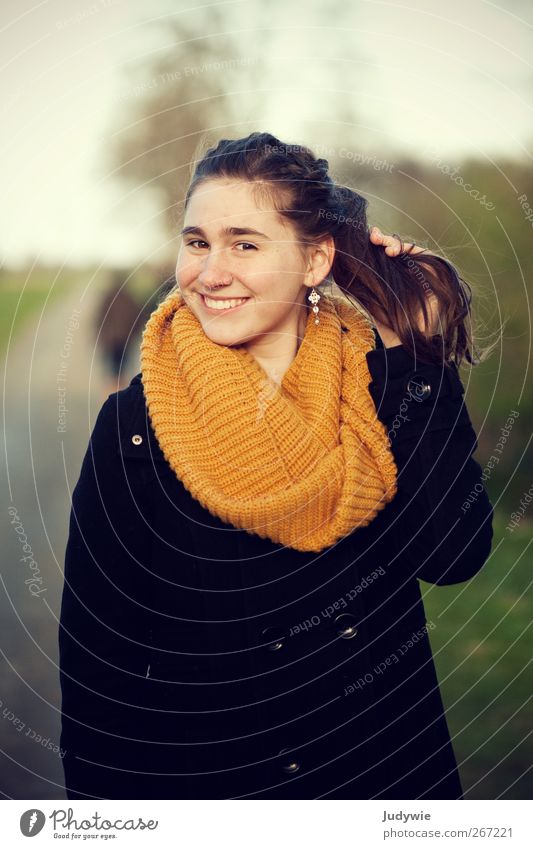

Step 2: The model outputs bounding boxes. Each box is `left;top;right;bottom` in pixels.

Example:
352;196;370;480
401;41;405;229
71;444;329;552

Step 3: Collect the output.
94;372;143;441
104;371;145;420
94;372;166;465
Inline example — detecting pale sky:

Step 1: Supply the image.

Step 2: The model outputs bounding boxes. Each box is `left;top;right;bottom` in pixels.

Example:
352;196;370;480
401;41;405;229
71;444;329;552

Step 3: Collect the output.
1;0;531;266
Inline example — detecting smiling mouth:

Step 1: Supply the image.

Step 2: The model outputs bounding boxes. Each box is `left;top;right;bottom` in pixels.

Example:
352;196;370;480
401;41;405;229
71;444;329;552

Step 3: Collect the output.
200;294;251;312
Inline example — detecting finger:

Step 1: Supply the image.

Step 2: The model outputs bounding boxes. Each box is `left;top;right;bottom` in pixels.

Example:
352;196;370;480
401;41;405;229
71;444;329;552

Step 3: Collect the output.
386;233;405;255
370;229;403;255
371;227;426;256
370;226;397;246
387;237;422;256
369;226;386;243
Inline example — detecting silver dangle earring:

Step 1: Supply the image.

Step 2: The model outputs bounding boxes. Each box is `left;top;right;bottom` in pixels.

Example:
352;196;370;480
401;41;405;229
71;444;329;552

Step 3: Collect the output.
308;287;321;324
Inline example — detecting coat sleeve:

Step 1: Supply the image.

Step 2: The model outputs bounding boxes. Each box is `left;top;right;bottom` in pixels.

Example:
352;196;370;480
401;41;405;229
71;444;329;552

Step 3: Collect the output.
366;342;494;586
58;390;154;768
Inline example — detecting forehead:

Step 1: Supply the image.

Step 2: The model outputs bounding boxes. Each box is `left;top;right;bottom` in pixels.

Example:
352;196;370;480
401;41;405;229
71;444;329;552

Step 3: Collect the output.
185;178;287;231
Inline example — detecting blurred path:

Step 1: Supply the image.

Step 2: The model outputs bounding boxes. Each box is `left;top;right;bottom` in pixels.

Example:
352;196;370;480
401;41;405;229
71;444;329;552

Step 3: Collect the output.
0;274;141;799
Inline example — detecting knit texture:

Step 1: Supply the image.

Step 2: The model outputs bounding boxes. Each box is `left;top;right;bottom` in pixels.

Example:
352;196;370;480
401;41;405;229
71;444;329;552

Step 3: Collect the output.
139;289;398;552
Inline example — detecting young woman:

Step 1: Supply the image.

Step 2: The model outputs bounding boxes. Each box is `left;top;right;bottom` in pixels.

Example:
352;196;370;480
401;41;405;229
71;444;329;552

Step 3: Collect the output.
58;131;494;800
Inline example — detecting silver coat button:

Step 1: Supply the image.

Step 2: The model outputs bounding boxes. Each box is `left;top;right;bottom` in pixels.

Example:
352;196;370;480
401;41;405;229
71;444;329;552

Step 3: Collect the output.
334;613;359;640
260;625;285;651
131;434;143;445
407;376;432;401
279;748;300;773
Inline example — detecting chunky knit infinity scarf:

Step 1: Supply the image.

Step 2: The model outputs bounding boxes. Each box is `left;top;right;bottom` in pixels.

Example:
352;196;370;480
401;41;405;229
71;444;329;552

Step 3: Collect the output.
139;289;397;552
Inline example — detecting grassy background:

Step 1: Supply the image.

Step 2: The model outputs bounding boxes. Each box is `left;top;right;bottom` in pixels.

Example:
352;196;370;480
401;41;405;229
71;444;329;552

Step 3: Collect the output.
424;513;532;799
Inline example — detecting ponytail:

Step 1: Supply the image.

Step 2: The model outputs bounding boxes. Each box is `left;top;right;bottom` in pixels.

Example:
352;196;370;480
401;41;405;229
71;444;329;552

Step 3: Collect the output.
330;188;474;366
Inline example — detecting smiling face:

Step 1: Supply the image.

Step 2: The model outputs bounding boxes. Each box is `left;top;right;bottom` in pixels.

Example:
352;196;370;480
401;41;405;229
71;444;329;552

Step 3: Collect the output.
175;178;334;365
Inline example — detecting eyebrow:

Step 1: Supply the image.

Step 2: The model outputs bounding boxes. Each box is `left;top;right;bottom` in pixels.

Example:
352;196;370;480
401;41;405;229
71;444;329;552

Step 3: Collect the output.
180;225;271;240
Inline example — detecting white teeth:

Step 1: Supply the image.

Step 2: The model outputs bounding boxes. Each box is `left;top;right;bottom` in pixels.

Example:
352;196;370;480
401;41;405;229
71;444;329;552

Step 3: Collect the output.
203;296;248;310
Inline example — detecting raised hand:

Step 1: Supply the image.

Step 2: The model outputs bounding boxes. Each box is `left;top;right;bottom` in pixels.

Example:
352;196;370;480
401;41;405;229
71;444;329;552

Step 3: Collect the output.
369;226;427;257
368;227;441;345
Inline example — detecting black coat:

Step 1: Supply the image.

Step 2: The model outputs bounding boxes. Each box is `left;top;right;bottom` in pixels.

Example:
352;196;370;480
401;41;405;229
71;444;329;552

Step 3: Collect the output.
58;335;494;800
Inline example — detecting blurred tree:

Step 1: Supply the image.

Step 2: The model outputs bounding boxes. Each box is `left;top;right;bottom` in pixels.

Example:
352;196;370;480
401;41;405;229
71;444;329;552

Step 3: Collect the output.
111;13;269;240
109;2;370;246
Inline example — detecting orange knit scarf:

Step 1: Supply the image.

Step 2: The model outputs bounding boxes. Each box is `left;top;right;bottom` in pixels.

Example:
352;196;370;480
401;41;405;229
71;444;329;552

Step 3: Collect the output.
139;289;397;552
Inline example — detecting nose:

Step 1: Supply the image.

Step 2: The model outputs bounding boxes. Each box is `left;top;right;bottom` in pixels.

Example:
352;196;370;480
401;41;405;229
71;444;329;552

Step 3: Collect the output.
197;248;233;288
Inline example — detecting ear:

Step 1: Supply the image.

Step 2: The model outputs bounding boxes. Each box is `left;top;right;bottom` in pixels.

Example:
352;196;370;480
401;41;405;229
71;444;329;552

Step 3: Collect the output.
304;236;335;287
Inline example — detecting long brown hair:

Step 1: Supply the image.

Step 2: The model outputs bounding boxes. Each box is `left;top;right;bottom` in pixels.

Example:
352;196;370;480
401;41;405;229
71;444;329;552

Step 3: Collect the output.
182;131;479;366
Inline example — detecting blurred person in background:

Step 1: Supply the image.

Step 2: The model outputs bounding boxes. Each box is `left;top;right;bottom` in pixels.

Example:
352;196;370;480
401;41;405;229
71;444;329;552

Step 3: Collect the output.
95;270;142;395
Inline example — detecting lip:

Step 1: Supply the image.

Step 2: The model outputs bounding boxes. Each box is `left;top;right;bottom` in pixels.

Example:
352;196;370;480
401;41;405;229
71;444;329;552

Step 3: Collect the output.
199;293;251;314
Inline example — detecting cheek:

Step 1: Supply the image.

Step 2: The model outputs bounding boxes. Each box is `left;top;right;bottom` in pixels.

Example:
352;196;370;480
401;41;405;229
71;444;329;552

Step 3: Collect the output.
248;268;286;297
175;254;198;285
176;267;192;287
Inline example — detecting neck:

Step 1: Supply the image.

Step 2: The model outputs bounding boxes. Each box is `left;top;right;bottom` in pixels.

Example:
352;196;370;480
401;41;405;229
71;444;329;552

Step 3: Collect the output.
245;307;310;384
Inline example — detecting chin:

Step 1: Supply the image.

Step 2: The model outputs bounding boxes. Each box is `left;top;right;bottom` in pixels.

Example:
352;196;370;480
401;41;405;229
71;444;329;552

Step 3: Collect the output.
199;321;252;348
